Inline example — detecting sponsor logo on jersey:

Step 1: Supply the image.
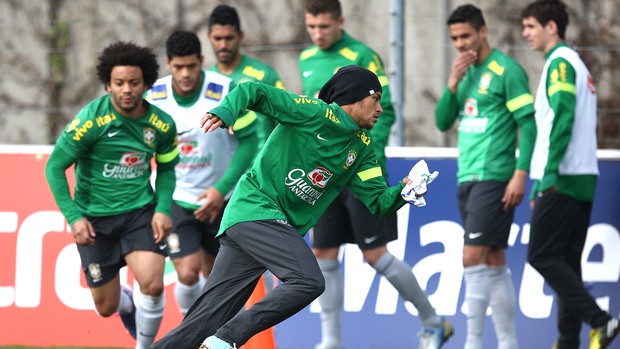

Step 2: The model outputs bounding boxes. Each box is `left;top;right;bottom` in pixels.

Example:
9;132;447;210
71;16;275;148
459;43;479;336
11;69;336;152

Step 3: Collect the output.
177;140;213;169
102;152;150;179
344;150;357;169
120;152;146;167
307;167;332;188
205;82;224;101
143;127;155;145
478;72;492;94
166;233;180;254
356;130;371;146
66;119;94;141
88;263;102;283
148;114;171;133
339;47;359;61
179;140;199;155
242;66;265;81
464;98;478;117
96;113;117;127
151;84;168;100
284;168;327;205
588;74;596;94
324;108;341;124
295;96;319;105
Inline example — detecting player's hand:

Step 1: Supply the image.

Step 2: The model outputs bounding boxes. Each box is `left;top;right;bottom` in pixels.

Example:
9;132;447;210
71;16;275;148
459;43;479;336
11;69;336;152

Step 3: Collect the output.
502;170;526;211
151;212;173;244
447;50;477;93
200;113;234;135
194;187;225;223
70;218;96;245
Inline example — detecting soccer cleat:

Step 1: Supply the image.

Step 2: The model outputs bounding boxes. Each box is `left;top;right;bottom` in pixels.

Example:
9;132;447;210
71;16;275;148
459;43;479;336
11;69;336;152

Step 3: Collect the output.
589;317;620;349
119;285;137;339
199;335;237;349
418;318;454;349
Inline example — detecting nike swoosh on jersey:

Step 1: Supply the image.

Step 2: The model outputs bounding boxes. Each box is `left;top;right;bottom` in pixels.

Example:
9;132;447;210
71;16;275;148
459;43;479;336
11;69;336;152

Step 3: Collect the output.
303;70;313;77
108;131;120;137
178;129;194;136
317;134;328;141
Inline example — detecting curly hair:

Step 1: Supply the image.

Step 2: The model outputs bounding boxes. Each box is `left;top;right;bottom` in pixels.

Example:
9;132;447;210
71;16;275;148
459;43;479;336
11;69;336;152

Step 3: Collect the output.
96;41;159;89
166;30;202;60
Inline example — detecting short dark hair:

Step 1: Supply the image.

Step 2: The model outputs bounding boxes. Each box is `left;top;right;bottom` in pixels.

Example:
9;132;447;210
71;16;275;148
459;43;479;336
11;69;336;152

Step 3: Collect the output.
96;41;159;89
305;0;341;20
522;0;569;40
447;4;486;31
208;4;241;32
166;30;202;59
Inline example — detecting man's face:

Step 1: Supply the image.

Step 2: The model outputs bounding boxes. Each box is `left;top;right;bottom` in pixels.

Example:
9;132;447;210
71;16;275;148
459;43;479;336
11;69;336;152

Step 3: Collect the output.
208;24;242;64
304;12;343;50
448;22;486;55
167;54;203;96
522;16;552;53
106;65;146;117
350;93;383;130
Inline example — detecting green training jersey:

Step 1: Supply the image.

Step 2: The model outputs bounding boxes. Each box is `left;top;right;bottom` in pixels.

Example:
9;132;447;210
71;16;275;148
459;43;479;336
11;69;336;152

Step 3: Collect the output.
298;31;395;174
435;49;535;184
208;54;284;147
209;82;406;236
47;95;179;224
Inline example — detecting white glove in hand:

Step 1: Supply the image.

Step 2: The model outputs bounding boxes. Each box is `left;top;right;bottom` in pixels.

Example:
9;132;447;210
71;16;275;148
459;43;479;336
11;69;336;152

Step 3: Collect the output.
401;160;439;207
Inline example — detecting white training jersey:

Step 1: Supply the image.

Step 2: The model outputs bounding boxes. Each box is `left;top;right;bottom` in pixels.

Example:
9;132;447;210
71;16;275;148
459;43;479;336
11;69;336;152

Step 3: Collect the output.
146;71;236;205
530;46;599;180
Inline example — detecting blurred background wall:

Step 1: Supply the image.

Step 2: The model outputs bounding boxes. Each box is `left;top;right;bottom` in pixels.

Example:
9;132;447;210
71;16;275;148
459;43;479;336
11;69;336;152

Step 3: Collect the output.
1;0;619;148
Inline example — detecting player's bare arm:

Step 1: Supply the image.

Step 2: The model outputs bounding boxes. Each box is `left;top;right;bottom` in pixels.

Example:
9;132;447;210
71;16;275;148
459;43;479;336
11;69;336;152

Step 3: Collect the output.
151;212;173;244
70;218;96;245
194;187;225;223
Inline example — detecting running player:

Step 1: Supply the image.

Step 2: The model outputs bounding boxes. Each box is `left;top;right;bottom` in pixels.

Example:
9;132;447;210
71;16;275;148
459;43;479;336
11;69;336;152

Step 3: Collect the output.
46;41;179;349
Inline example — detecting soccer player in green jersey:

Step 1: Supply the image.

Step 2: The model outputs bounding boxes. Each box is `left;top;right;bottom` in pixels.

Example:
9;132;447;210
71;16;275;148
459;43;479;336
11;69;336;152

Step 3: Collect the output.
146;31;259;316
435;5;537;349
206;4;285;150
45;42;179;349
148;66;424;349
522;1;619;348
300;1;452;348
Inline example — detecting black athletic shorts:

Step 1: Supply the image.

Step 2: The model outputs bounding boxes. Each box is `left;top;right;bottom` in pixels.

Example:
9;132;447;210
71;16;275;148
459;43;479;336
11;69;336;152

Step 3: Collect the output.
167;201;223;259
311;187;397;250
77;204;166;287
458;181;514;248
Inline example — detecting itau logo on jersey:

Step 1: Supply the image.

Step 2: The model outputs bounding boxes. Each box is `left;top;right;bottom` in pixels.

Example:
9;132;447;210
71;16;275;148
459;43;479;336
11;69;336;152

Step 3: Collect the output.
307;167;332;188
120;152;146;166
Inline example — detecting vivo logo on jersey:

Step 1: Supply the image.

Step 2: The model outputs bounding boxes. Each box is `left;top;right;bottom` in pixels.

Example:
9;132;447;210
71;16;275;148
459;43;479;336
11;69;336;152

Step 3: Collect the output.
285;168;326;205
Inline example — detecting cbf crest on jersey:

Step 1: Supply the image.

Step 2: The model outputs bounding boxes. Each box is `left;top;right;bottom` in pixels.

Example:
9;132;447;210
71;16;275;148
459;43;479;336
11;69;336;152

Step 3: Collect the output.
88;263;103;282
143;126;156;145
205;82;224;101
478;72;492;94
344;150;357;170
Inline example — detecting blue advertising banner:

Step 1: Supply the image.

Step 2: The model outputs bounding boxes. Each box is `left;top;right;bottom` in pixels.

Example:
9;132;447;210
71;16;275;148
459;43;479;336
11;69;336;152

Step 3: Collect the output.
276;148;620;349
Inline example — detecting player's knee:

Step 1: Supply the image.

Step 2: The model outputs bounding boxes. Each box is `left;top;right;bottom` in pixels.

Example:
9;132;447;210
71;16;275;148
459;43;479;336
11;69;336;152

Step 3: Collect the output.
94;300;118;317
176;268;200;285
137;279;165;297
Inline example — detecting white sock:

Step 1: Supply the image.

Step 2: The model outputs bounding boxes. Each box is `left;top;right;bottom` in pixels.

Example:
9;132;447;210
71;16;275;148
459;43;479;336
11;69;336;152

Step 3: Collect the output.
464;264;490;349
174;280;202;315
135;291;164;349
317;258;343;349
489;266;518;349
117;287;134;314
372;252;441;329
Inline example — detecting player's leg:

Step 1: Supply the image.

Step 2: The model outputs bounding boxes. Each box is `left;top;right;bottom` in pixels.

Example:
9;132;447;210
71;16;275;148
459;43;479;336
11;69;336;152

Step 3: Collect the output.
311;193;350;349
487;249;518;349
460;181;513;349
122;204;167;349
